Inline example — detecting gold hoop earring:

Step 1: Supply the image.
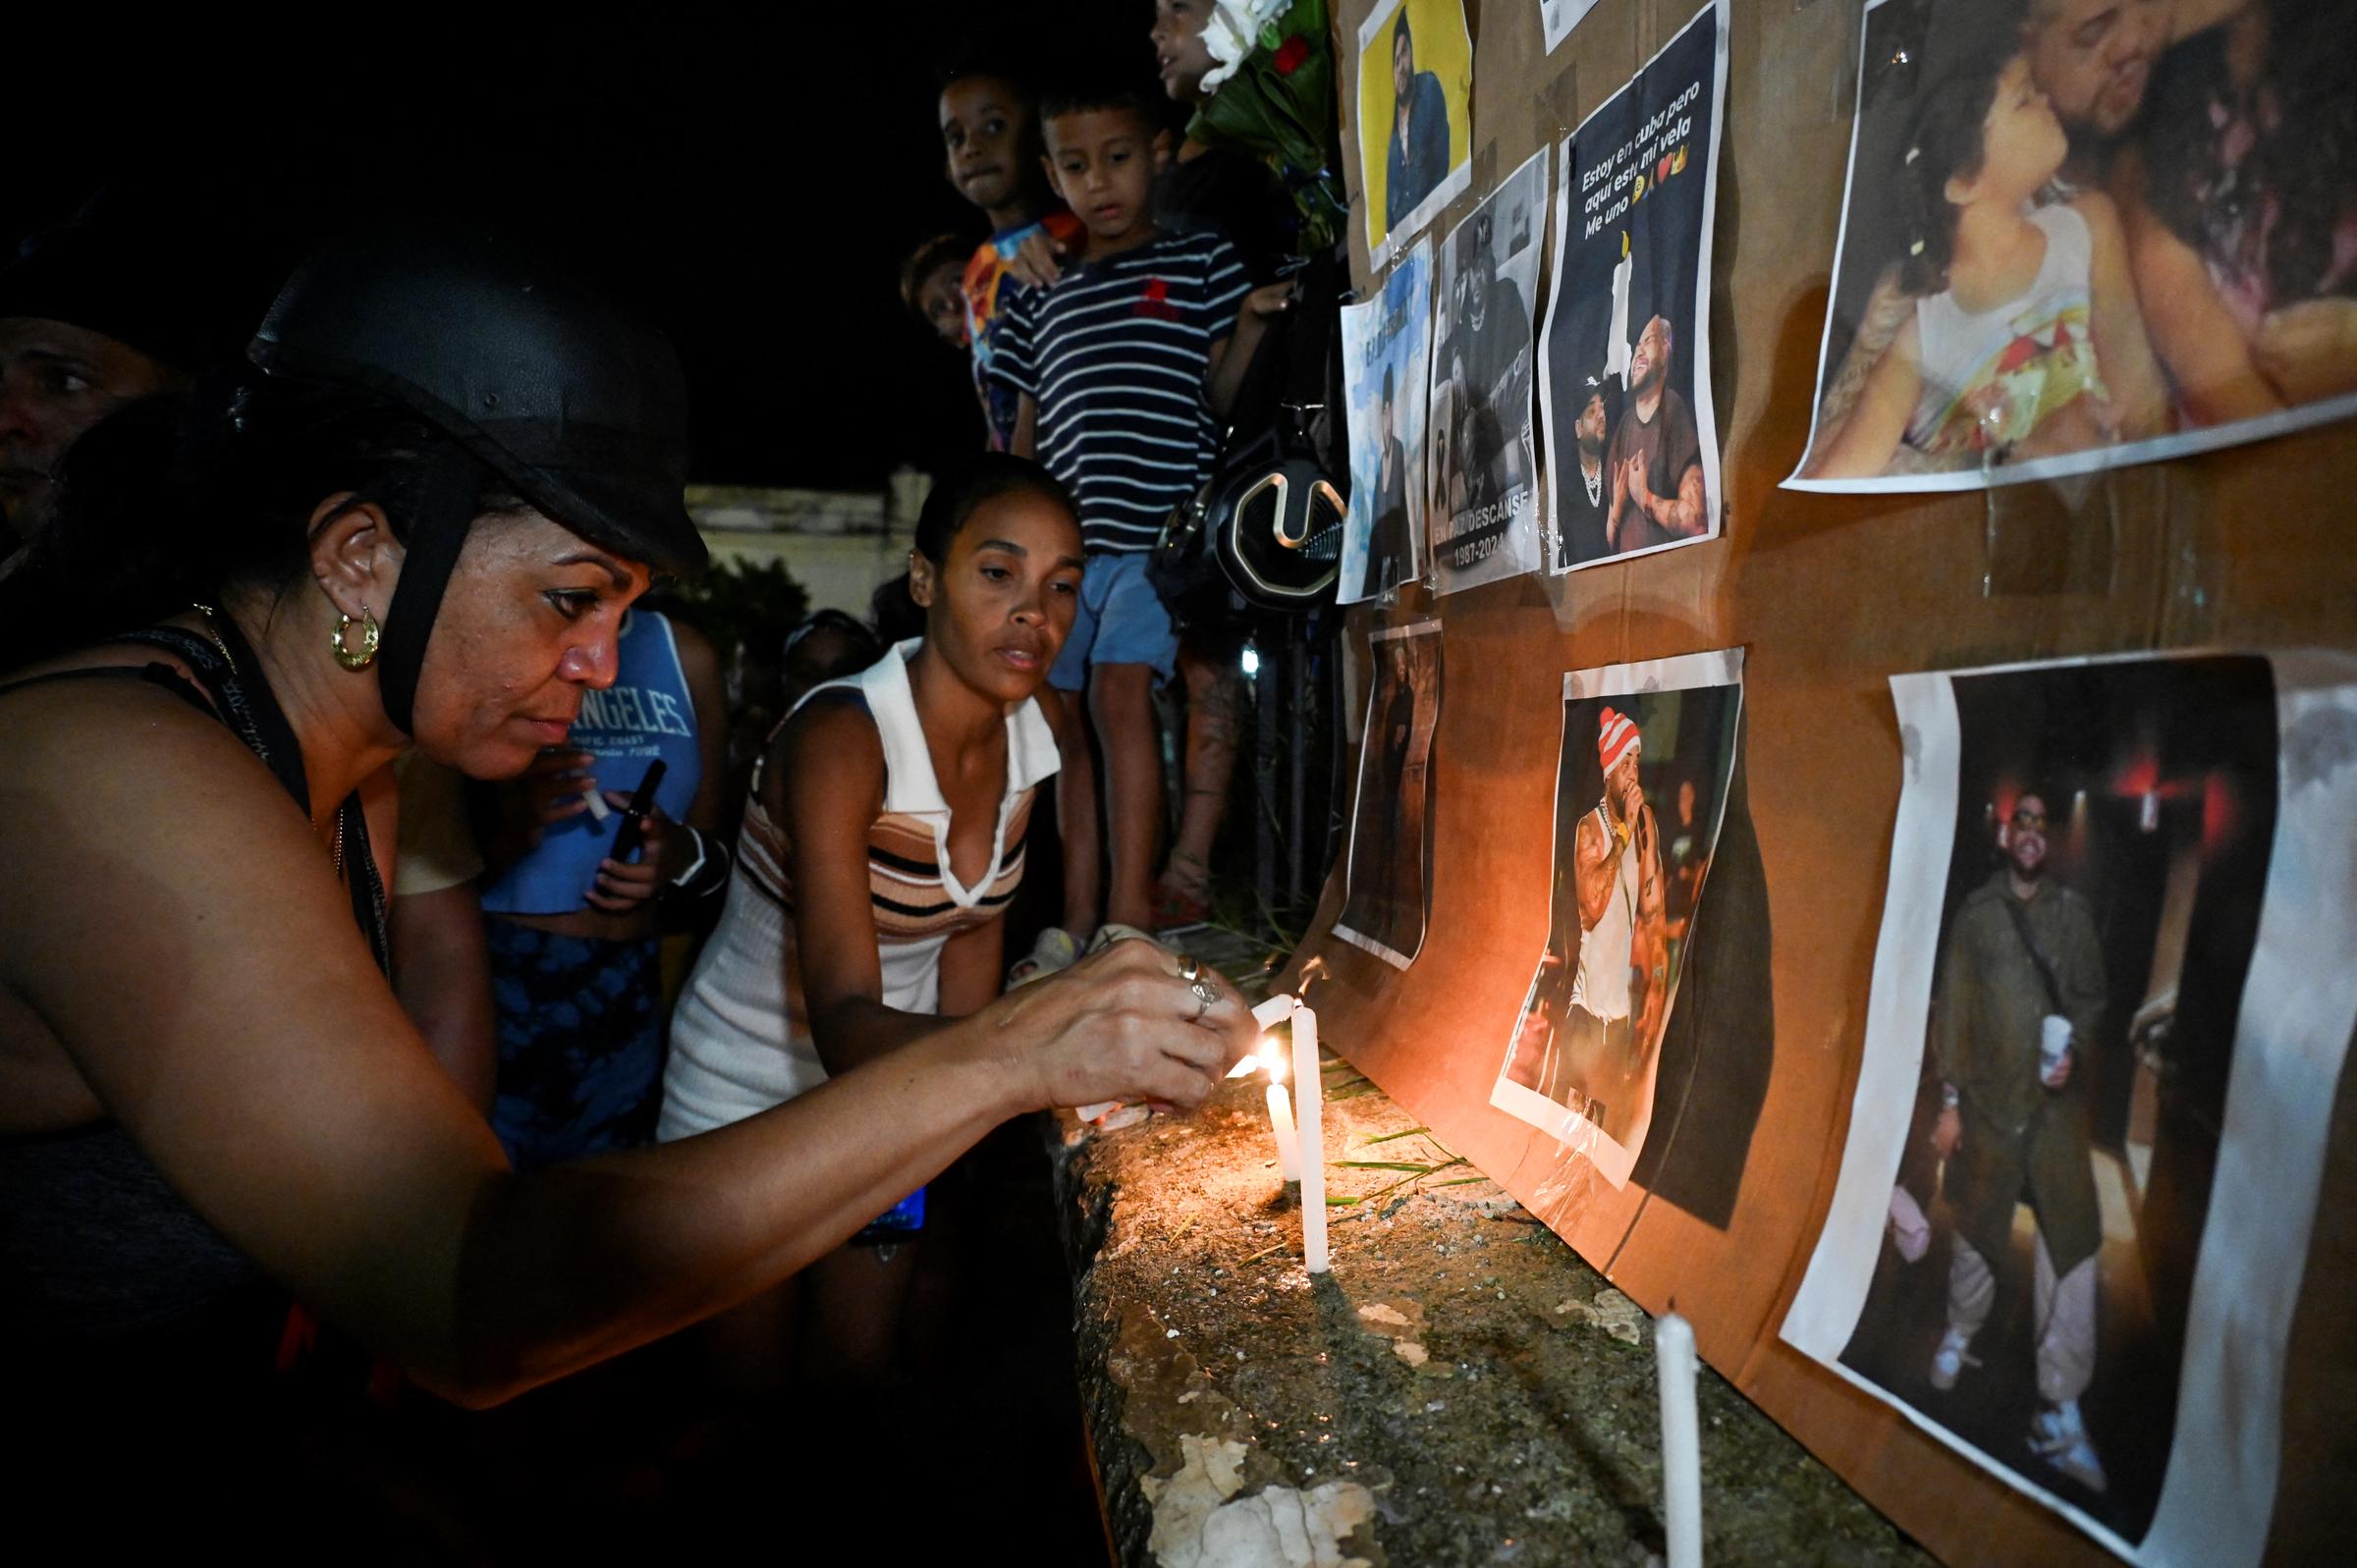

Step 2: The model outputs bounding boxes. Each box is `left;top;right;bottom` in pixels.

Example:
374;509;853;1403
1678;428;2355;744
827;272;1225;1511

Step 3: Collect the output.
331;610;381;672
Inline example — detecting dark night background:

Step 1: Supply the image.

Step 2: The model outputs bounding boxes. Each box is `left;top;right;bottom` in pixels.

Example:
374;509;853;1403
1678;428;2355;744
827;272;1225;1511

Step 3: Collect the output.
7;4;1160;492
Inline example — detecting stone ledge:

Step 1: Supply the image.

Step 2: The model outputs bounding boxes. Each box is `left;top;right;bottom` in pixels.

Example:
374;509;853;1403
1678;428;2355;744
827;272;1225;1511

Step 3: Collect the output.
1054;1067;1934;1568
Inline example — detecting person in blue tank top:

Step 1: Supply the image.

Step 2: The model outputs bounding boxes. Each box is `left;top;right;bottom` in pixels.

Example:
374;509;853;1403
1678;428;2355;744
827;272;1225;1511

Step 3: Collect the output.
477;605;729;1168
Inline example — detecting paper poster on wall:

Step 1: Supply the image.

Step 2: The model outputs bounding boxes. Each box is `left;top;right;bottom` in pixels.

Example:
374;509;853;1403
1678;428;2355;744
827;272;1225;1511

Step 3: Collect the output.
1335;620;1444;970
1429;146;1550;595
1356;0;1475;269
1491;647;1743;1186
1538;0;1727;572
1785;0;2357;494
1781;652;2357;1567
1339;242;1435;604
1539;0;1602;55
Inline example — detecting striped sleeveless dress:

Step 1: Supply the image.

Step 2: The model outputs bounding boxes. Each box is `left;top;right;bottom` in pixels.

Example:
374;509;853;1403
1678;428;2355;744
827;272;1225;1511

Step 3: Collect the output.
657;639;1060;1139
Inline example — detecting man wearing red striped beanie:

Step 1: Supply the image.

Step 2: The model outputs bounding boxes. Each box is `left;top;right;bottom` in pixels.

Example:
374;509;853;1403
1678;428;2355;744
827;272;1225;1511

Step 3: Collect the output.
1538;705;1669;1123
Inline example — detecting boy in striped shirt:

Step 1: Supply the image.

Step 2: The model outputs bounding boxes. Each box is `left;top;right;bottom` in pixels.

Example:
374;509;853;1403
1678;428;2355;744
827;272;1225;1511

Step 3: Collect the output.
991;84;1289;936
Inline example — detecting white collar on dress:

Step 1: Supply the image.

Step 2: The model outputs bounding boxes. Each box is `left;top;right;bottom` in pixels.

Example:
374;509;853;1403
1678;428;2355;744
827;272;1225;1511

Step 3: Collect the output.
864;637;1061;818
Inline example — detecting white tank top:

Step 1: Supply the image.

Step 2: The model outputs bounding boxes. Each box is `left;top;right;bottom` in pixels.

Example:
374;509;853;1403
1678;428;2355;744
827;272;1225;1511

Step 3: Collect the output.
1570;803;1638;1022
1906;202;2106;457
657;641;1060;1140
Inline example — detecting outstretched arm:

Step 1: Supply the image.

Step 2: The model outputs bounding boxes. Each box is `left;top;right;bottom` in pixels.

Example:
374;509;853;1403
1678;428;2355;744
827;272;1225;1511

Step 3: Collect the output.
1804;312;1923;479
1207;283;1294;418
1815;267;1914;439
2117;162;2283;426
2076;191;2170;442
0;685;1252;1408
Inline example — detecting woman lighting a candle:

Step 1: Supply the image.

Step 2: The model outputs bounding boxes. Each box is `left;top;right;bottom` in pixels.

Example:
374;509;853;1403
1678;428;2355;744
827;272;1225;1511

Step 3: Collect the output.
0;231;1255;1527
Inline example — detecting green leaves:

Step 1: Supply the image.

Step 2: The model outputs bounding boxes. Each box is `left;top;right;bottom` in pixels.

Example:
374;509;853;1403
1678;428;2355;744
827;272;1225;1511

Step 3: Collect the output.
1323;1125;1479;1208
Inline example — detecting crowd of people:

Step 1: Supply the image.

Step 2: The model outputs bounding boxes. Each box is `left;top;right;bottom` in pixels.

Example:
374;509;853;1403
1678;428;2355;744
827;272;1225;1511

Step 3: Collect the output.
0;0;1336;1548
903;5;1341;954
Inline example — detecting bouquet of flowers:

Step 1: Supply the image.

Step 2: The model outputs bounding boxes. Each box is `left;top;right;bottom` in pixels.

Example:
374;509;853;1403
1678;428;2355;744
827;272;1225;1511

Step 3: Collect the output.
1189;0;1348;254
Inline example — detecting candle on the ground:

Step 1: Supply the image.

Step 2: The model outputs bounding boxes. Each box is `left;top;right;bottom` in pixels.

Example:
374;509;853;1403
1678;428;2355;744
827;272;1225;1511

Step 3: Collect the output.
1289;1000;1328;1271
1264;1080;1301;1180
1656;1310;1702;1568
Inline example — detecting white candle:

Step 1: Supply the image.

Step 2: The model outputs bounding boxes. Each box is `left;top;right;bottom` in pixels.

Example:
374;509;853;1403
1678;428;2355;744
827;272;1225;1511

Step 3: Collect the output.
1264;1081;1301;1181
1656;1311;1702;1568
1290;1000;1328;1272
1250;995;1295;1031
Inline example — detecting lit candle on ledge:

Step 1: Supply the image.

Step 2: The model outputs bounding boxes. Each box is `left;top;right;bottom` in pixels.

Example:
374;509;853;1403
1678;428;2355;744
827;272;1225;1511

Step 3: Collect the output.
1262;1042;1301;1180
1656;1310;1702;1568
1289;999;1328;1272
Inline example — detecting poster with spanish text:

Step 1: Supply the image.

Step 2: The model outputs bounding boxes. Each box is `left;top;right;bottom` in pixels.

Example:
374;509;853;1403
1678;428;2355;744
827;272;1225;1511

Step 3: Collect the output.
1538;0;1727;572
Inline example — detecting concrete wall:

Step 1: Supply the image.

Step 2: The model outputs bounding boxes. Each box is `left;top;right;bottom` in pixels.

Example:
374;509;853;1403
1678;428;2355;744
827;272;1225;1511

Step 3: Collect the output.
686;467;929;618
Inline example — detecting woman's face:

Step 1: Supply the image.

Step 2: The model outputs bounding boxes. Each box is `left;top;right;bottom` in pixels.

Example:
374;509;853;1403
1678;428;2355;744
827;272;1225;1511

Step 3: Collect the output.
1151;0;1217;101
1393;34;1413;104
911;488;1083;707
409;508;650;777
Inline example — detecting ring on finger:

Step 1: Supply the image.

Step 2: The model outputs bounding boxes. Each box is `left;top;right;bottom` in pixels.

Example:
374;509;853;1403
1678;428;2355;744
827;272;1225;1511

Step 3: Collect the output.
1189;978;1215;1020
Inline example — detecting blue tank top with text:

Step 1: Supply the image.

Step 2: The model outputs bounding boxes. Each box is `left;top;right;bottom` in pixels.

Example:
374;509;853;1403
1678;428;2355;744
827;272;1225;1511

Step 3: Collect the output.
480;609;701;915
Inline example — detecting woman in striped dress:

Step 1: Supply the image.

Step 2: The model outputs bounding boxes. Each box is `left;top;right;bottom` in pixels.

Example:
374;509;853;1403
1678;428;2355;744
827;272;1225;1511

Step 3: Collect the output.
659;454;1083;1388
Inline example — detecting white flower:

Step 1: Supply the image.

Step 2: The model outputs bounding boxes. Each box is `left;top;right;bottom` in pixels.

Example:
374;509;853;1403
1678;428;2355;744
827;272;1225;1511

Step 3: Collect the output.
1201;0;1289;91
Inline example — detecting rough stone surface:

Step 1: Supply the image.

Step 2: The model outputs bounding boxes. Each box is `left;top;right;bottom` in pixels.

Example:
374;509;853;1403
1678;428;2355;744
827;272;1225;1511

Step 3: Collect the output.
1055;1066;1936;1568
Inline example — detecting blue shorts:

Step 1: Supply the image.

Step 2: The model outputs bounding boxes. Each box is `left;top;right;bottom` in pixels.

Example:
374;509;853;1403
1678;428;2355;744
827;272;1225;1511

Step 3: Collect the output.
1049;551;1178;691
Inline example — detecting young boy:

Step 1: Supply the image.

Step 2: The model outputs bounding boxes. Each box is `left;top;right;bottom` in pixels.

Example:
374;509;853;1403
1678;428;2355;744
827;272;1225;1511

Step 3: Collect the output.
937;60;1086;451
990;85;1288;939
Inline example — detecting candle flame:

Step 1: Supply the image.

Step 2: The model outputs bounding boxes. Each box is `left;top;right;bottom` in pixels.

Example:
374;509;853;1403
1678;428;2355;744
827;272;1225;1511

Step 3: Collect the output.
1225;1039;1288;1081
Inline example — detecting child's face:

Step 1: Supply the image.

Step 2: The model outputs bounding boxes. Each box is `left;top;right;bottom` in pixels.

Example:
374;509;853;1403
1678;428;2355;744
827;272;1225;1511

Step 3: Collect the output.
916;260;967;349
1151;0;1217;102
1958;56;2068;206
940;76;1034;213
1043;109;1167;247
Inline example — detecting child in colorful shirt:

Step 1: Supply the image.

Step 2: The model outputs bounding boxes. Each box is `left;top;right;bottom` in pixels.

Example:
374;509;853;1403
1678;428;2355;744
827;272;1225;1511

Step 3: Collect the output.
936;58;1085;450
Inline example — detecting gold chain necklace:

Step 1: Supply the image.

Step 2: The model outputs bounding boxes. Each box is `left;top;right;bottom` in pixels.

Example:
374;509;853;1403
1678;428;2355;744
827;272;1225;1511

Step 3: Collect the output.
191;603;346;878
